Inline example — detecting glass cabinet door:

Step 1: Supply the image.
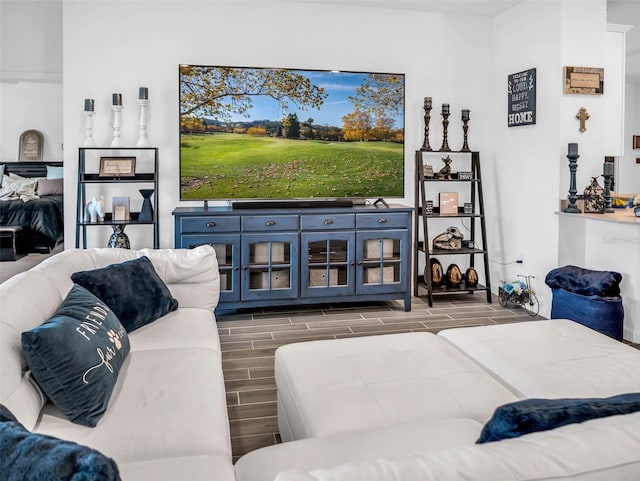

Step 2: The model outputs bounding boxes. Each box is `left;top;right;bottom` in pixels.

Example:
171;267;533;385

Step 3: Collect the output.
356;230;409;295
242;233;299;301
178;234;240;302
301;232;355;297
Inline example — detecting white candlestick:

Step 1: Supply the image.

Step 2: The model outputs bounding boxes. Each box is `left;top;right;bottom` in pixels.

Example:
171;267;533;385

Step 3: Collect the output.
111;105;123;147
136;99;150;147
83;110;96;147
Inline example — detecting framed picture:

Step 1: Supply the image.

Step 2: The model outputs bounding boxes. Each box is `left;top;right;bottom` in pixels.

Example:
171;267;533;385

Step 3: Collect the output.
563;66;604;95
439;192;458;215
633;135;640;150
112;196;130;221
99;157;136;177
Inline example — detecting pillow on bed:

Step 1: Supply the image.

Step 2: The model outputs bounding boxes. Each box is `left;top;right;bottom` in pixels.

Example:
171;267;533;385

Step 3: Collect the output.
477;393;640;443
37;178;64;196
21;285;130;427
47;165;64;179
72;256;179;332
0;404;121;481
0;173;38;197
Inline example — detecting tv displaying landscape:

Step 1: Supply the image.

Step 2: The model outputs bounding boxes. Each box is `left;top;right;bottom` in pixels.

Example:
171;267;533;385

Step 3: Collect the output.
179;65;405;201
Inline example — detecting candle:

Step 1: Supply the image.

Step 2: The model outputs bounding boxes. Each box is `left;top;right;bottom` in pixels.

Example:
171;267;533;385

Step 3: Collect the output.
423;97;432;109
568;143;578;157
112;93;122;106
442;103;450;115
461;109;470;121
84;98;94;112
603;162;614;176
139;87;148;100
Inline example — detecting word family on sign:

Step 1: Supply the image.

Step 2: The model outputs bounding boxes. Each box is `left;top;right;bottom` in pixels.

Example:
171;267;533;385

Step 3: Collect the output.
507;68;536;127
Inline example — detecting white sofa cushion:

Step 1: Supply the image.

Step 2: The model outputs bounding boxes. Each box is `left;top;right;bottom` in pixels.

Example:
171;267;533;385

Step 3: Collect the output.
34;347;231;464
438;319;640;398
274;411;640;481
119;455;236;481
275;332;518;441
128;307;221;353
235;418;482;481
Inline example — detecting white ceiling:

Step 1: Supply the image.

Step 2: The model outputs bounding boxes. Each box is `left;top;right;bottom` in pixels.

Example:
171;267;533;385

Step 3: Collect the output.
279;0;524;17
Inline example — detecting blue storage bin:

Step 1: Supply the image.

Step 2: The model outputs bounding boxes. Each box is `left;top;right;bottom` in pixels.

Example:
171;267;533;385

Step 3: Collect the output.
550;288;624;340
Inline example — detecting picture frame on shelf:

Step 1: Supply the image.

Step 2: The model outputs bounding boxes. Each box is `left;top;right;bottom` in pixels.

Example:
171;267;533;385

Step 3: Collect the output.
439;192;458;215
112;196;130;221
100;157;136;177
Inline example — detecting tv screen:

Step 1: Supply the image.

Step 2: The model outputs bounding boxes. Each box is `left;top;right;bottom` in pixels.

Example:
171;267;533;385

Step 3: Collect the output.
179;65;405;201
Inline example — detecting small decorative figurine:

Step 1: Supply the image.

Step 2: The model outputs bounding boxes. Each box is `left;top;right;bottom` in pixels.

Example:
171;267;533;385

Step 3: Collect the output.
433;226;464;250
435;155;453;180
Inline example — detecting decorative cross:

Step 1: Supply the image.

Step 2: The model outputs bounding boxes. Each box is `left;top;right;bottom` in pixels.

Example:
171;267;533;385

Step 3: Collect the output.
576;107;590;132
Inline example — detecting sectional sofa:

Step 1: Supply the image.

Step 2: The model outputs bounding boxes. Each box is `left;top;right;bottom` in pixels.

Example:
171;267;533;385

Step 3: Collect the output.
0;245;234;481
2;245;640;481
235;320;640;481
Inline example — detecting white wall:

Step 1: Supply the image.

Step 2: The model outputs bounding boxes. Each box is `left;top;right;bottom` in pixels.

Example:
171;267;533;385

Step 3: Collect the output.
62;0;495;249
0;0;63;161
490;0;608;317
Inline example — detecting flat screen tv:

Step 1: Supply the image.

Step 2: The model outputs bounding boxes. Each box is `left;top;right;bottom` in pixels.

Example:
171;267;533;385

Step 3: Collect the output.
179;65;405;203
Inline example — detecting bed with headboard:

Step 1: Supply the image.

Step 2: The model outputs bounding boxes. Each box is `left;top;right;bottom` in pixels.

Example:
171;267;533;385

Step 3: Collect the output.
0;161;64;253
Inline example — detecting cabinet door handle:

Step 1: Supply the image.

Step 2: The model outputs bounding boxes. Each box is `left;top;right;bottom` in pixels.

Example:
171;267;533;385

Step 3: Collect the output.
206;221;217;228
265;220;277;226
350;262;355;266
357;261;363;265
242;266;248;270
233;266;239;271
324;219;334;225
377;218;387;224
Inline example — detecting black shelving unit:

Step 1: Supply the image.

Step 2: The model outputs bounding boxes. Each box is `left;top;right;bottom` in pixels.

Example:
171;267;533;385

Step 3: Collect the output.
76;147;159;249
413;150;491;306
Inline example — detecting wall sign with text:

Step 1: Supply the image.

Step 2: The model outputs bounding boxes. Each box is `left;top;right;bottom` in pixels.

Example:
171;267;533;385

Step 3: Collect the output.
564;66;604;95
507;68;536;127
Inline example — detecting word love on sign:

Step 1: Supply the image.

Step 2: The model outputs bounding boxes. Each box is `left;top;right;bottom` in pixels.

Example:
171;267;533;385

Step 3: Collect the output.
507;68;536;127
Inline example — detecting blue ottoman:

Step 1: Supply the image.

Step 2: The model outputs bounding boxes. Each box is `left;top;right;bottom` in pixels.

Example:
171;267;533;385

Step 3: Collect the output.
549;288;624;340
546;265;624;341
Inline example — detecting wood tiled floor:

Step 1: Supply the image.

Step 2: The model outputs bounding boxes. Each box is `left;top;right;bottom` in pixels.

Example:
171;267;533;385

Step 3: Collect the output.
218;293;544;462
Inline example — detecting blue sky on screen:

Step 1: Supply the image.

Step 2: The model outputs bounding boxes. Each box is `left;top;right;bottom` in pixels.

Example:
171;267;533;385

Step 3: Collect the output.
226;69;404;128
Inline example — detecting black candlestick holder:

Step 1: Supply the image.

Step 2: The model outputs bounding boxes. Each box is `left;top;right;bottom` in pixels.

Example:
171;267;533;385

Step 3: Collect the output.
420;106;433;151
440;112;451;152
461;118;470;152
602;173;614;213
563;151;581;213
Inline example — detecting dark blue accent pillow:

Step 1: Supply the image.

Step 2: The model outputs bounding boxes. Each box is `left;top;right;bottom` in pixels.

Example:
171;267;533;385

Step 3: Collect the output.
0;404;121;481
477;393;640;443
545;265;622;297
71;256;178;332
21;285;130;427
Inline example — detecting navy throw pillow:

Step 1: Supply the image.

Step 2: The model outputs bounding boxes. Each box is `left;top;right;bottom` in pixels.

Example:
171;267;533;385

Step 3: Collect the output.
21;285;130;427
71;256;178;332
0;404;121;481
477;393;640;443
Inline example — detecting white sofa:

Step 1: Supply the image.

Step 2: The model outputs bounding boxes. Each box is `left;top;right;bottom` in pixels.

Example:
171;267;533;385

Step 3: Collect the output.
0;246;234;481
236;320;640;481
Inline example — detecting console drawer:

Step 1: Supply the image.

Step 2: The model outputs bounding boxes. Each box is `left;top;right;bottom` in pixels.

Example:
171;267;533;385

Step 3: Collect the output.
301;214;355;231
356;213;408;229
242;215;299;232
180;216;240;233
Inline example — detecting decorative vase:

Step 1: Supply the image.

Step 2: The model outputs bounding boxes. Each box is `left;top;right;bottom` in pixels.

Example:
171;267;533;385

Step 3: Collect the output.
635;206;640;217
138;189;154;222
108;225;130;249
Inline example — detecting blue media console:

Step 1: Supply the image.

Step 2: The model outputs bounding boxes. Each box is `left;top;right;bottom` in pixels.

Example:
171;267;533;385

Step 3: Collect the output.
173;204;413;313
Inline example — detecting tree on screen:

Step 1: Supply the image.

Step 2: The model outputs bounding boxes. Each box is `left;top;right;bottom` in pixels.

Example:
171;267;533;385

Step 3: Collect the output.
180;66;327;124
